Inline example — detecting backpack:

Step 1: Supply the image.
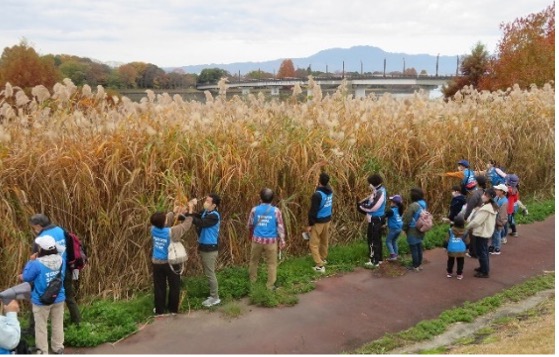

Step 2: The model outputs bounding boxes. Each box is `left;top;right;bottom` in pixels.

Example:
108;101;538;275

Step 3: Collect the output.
447;229;467;253
66;231;88;271
39;264;64;305
415;207;433;233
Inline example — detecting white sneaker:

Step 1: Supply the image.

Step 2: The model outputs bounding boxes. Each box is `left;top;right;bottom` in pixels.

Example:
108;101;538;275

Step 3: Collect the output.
364;261;374;267
202;297;221;307
312;266;325;273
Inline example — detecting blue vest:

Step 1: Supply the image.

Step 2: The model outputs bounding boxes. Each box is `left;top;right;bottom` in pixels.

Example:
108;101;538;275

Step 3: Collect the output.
39;226;67;261
387;206;403;230
462;169;476;187
151;227;171;260
487;167;505;186
199;210;220;245
369;186;387;217
316;191;333;219
447;229;467;253
410;200;427;228
253;204;278;238
0;348;9;354
30;260;66;306
495;196;508;207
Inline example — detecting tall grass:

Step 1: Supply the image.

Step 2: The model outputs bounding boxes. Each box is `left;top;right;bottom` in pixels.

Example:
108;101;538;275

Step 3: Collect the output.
0;79;554;299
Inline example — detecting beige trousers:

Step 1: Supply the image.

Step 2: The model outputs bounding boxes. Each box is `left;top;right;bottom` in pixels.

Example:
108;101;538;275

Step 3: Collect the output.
33;302;64;354
200;251;219;299
309;221;331;265
249;241;278;289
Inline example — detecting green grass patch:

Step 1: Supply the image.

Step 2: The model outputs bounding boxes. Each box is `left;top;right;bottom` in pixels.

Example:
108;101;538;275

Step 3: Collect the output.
63;198;554;347
354;272;555;354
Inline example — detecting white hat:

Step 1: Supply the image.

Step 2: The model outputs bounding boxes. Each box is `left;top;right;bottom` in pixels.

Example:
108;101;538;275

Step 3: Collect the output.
494;184;508;193
35;235;56;250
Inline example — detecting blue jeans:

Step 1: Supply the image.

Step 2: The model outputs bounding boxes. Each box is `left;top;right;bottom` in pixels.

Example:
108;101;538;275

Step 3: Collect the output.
409;242;423;268
386;229;402;255
492;227;503;251
475;236;490;275
504;213;516;235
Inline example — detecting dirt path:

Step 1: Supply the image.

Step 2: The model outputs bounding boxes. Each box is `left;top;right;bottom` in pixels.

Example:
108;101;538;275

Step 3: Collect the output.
73;215;555;354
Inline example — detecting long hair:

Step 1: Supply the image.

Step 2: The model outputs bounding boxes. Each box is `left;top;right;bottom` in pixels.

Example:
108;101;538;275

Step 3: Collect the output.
395;202;404;216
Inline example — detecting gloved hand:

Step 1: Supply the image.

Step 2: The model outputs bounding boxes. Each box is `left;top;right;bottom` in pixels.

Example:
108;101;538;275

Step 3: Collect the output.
72;269;80;281
522;208;529;216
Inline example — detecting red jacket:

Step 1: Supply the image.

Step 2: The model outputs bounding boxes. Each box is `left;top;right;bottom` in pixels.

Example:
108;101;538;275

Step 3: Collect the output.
507;187;519;215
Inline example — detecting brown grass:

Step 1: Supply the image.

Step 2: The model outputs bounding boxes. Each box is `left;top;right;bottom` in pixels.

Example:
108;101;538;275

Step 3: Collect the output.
0;80;555;300
448;295;555;354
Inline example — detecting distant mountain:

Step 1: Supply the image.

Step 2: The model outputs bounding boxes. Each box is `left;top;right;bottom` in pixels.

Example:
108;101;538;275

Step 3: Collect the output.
170;45;459;76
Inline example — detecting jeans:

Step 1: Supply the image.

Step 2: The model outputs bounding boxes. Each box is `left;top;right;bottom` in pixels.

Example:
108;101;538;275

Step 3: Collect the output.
153;263;181;314
475;236;490;275
385;229;401;255
409;242;423;268
367;218;384;263
491;227;503;251
506;213;517;234
447;256;465;275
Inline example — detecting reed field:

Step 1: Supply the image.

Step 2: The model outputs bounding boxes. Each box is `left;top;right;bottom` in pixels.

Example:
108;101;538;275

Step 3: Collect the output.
0;78;554;299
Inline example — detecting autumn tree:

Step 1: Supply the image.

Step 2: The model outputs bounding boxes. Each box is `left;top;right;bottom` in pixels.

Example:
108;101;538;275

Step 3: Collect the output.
442;42;490;98
0;40;60;89
277;59;295;78
480;3;555;91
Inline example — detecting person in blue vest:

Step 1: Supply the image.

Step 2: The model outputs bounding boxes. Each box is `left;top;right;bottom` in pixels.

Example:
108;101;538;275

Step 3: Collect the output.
29;214;81;327
489;184;509;255
402;187;428;271
443;215;469;280
384;195;403;261
247;188;286;290
150;202;195;316
187;194;222;307
306;173;333;273
477;160;507;186
0;300;20;354
357;174;387;268
443;160;477;195
20;235;65;355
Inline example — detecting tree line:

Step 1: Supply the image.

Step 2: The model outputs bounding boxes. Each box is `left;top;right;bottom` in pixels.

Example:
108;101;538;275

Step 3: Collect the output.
0;3;553;97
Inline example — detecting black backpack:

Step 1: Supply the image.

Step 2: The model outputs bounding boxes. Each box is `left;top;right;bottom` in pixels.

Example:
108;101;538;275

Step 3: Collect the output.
39;263;64;305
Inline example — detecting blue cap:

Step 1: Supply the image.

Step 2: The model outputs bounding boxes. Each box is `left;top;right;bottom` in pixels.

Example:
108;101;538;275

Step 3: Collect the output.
457;160;469;168
389;195;403;204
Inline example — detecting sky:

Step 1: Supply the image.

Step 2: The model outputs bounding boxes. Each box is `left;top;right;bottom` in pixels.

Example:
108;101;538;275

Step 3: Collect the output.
0;0;552;68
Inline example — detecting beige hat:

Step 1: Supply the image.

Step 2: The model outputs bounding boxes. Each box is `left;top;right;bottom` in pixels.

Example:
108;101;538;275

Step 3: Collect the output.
494;184;508;193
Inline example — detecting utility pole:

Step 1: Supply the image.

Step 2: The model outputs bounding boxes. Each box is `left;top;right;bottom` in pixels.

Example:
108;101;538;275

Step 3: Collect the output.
383;58;386;77
360;60;363;76
456;55;459;76
436;54;440;77
402;58;406;76
238;70;241;83
342;61;345;79
326;64;328;76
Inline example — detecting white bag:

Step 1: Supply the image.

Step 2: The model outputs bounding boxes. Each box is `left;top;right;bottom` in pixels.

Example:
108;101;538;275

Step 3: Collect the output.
168;241;188;265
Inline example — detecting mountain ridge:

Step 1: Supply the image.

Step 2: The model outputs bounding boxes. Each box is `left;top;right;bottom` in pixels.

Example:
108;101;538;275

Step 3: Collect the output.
170;45;459;76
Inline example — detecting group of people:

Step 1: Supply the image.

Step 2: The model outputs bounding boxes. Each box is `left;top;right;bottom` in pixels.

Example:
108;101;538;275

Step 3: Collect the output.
0;158;528;354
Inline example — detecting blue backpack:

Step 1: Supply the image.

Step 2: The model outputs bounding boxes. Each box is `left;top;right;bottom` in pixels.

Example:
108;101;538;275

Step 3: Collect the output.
447;229;467;253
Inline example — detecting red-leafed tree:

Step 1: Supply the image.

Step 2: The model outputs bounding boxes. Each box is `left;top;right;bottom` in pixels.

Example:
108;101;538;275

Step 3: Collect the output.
480;3;555;91
277;59;295;78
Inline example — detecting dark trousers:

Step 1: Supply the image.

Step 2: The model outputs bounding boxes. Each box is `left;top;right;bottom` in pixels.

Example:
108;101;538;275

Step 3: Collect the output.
409;242;423;268
447;256;465;275
367;218;383;264
28;269;81;330
467;230;477;257
153;263;181;314
508;213;517;233
475;236;490;275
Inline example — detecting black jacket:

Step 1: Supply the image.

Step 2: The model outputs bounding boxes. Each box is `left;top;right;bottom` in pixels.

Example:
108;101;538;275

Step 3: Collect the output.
448;195;467;221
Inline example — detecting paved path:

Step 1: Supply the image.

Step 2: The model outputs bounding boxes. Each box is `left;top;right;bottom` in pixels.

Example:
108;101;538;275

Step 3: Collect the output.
74;216;555;354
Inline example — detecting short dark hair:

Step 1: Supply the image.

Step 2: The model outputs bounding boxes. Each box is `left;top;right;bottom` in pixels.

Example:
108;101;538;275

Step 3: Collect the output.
452;185;462;192
38;247;59;257
150;212;166;229
209;193;221;206
30;214;50;227
260;188;274;203
475;175;487;189
367;174;383;187
453;215;465;228
319;173;330;186
409;187;424;202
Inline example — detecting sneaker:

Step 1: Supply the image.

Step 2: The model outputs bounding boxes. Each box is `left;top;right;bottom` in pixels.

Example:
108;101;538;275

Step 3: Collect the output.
407;266;420;272
446;273;453;278
202;297;221;307
52;349;64;355
474;272;489;278
488;246;494;253
501;237;508;244
322;260;328;265
457;274;463;280
388;254;398;261
474;267;482;272
417;265;424;271
465;252;471;258
492;249;501;255
364;261;374;267
512;232;519;237
312;266;326;273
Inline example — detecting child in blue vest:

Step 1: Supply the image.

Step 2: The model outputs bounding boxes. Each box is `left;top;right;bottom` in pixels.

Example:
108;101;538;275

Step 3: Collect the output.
443;216;469;280
443;160;477;195
385;195;403;261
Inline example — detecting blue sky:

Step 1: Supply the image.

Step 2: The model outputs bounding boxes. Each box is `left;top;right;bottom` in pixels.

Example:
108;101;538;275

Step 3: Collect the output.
0;0;552;68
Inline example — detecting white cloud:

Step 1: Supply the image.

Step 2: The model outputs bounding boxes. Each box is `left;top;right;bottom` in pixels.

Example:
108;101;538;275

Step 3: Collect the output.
0;0;552;67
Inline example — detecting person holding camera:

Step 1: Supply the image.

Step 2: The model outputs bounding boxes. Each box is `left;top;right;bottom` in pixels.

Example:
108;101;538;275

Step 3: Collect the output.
0;300;21;354
20;235;65;355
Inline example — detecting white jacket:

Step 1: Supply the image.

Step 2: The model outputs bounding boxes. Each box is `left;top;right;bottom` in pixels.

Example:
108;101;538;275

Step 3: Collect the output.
0;312;20;351
466;203;498;238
